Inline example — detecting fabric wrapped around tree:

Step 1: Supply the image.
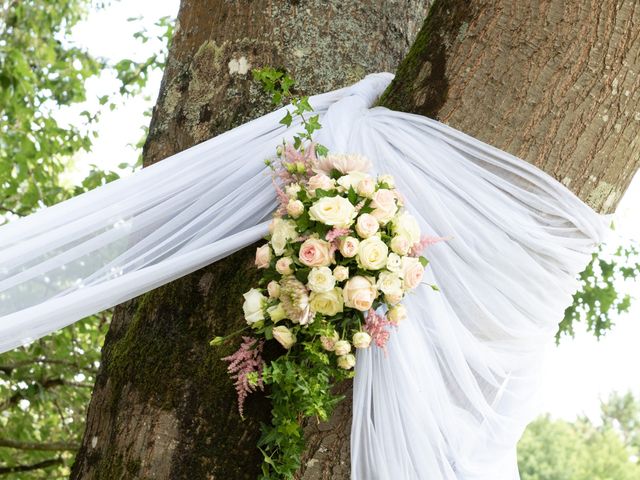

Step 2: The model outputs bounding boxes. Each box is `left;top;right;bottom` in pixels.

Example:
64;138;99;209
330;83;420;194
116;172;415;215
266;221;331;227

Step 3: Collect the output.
0;72;607;479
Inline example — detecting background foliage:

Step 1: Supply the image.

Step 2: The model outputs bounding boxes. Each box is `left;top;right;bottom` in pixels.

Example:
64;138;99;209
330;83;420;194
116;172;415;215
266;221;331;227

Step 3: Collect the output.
0;0;172;476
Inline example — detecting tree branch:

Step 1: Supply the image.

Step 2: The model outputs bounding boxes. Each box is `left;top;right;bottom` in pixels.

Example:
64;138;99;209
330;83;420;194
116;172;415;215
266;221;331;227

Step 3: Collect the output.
0;457;63;475
0;438;79;452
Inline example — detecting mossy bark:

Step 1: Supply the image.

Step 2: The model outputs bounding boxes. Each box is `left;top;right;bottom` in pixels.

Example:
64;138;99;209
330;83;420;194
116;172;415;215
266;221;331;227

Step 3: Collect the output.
73;0;640;478
70;1;431;479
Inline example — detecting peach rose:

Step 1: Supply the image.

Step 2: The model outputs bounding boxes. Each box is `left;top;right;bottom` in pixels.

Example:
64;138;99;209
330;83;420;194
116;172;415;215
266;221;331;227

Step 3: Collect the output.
276;257;294;275
307;174;335;195
343;276;378;311
402;257;425;290
255;244;272;269
299;238;333;267
355;213;379;238
371;189;398;224
339;236;359;258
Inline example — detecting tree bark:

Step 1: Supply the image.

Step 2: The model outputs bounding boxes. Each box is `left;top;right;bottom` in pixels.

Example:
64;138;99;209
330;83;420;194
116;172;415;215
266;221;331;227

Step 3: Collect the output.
70;2;430;479
72;1;640;479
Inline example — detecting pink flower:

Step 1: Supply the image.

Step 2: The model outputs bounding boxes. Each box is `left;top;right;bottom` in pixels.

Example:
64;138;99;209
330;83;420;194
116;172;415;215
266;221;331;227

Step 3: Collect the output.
409;235;451;256
325;227;351;243
364;309;391;354
307;174;334;195
314;153;372;175
402;257;425;290
299;238;333;267
339;236;359;258
254;244;271;269
355;213;379;238
222;337;265;418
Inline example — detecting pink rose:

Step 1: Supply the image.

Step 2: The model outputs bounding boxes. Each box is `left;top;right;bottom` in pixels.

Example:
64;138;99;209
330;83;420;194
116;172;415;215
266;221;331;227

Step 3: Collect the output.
299;238;333;267
355;213;379;238
339;236;359;258
356;176;375;197
343;276;378;311
307;174;334;195
371;189;398;223
255;244;272;269
402;257;424;290
390;235;411;256
276;257;294;275
267;280;281;299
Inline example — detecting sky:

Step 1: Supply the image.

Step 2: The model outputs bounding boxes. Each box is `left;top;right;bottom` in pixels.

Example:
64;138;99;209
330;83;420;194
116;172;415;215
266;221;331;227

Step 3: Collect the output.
63;1;639;423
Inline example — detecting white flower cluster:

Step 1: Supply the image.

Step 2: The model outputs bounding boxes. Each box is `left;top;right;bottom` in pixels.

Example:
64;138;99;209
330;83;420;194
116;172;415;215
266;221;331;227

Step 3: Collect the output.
243;153;428;369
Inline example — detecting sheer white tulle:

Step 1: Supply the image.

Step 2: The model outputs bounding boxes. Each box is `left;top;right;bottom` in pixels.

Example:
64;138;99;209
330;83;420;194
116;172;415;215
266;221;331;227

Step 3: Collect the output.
0;72;607;479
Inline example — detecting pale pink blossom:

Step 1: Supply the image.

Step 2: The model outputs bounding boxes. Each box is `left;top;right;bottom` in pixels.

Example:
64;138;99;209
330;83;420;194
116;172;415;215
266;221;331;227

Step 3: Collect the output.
409;235;451;256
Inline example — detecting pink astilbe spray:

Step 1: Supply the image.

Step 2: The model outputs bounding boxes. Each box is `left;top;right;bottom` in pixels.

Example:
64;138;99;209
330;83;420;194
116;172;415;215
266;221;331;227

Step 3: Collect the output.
272;178;290;216
222;336;265;417
364;309;391;355
409;235;452;257
325;227;351;243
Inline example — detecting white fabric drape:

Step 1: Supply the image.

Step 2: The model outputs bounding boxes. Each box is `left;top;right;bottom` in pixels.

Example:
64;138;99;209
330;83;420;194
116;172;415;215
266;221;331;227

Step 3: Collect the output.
0;72;607;479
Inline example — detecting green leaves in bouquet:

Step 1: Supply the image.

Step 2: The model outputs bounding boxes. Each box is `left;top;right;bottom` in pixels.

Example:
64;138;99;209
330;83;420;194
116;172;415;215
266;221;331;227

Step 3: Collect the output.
253;67;327;157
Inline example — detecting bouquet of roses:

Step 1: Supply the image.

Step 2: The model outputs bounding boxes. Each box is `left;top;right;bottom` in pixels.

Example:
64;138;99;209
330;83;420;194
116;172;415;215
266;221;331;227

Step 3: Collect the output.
214;141;438;478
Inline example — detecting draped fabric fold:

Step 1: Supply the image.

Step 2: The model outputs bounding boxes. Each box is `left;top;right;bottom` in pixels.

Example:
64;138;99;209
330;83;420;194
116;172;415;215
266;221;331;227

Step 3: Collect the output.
0;72;607;479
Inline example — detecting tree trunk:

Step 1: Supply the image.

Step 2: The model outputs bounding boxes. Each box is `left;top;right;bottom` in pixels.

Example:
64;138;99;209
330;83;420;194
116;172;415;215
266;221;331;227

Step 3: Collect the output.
70;2;430;479
72;1;640;479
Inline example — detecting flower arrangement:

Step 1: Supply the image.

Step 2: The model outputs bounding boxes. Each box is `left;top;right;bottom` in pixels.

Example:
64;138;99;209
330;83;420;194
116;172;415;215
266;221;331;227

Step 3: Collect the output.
211;68;440;479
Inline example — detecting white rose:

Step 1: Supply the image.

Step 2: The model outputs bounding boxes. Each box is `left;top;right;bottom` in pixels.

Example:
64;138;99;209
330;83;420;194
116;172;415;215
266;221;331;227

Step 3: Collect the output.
307;266;336;292
320;331;340;351
310;288;344;316
401;256;425;290
357;237;389;270
267;280;281;299
309;196;356;227
388;304;408;325
390;235;411;256
307;174;335;195
255;244;272;269
337;353;356;370
270;218;298;255
333;265;349;282
343;276;378;311
334;339;351;356
337;171;368;191
285;183;302;197
276;257;294;275
356;176;375;197
378;174;395;188
392;212;421;245
272;325;296;349
339;236;359;258
267;303;287;323
386;253;403;273
355;213;379;238
353;331;372;349
242;288;266;325
376;271;402;295
287;199;305;218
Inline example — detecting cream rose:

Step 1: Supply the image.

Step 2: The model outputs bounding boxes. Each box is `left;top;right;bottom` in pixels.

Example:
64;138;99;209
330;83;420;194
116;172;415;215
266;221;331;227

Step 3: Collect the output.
390;235;411;256
371;188;398;224
242;288;266;325
310;288;344;316
355;213;379;238
392;212;421;245
272;325;296;349
401;256;425;290
337;353;356;370
255;244;272;269
307;174;335;195
376;271;402;295
357;237;389;270
378;174;395;188
285;183;301;197
275;257;294;275
356;176;375;197
388;304;408;325
307;266;336;293
334;339;351;356
333;265;349;282
384;290;403;305
309;196;356;227
270;218;298;255
267;303;287;323
320;331;340;351
339;236;359;258
343;276;378;311
267;280;281;299
353;331;372;349
299;238;333;267
336;171;368;191
287;199;304;218
386;253;403;273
